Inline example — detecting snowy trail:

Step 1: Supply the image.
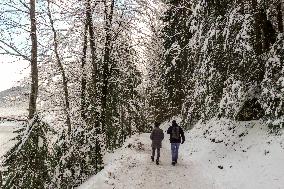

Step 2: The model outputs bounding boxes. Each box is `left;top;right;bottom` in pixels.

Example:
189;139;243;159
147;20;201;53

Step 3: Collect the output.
79;132;220;189
79;119;284;189
114;133;219;189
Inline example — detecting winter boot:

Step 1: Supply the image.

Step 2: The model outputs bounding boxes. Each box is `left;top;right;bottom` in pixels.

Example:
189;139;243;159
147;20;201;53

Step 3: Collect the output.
172;161;176;166
156;159;159;165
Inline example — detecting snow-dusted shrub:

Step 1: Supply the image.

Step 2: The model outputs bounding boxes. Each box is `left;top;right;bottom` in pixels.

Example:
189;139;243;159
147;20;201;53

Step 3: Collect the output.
220;76;246;119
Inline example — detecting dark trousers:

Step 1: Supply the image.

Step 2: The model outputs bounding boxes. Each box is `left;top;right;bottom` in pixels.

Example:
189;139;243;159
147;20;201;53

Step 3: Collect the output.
152;147;160;160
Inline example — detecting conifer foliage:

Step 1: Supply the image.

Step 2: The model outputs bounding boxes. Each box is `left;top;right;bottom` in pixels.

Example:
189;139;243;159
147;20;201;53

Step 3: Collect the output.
1;115;51;188
50;127;103;188
155;0;284;128
160;0;193;116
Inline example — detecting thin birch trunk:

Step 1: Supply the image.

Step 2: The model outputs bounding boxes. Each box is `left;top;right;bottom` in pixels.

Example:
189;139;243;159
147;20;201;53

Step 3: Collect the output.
47;0;72;134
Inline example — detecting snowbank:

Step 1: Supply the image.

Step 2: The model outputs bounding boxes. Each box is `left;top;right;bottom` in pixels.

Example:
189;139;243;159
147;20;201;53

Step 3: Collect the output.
188;118;284;189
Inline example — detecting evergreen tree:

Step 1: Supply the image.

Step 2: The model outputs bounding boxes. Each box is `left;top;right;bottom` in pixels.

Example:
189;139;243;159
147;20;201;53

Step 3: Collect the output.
2;115;51;188
159;0;283;127
160;0;193;116
102;32;144;150
50;127;103;188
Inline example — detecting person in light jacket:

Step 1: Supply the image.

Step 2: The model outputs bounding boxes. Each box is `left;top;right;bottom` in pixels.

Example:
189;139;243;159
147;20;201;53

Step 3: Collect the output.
150;122;164;165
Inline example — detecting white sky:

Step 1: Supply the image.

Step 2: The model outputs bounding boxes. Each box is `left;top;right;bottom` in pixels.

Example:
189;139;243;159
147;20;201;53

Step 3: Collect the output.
0;55;29;92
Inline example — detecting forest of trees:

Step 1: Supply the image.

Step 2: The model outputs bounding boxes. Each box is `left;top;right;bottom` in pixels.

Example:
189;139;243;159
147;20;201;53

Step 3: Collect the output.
0;0;283;188
149;0;283;129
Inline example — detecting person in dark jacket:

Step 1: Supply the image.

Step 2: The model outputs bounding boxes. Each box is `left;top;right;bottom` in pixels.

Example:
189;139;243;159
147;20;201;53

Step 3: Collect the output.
150;122;164;165
167;120;185;165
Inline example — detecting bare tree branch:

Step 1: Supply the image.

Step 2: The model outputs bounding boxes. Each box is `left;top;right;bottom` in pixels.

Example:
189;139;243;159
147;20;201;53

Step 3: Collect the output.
0;40;31;61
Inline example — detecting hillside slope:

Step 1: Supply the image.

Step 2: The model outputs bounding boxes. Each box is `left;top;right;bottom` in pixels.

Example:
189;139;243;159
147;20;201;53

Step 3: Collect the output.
0;86;28;119
78;119;284;189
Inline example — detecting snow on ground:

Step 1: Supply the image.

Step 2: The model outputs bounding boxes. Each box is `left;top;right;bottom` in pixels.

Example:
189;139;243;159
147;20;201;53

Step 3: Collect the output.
188;119;284;189
78;133;218;189
0;121;20;163
78;118;284;189
0;106;28;120
0;92;28;163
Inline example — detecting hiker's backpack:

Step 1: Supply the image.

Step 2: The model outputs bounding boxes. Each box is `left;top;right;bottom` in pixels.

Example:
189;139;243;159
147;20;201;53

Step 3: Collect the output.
171;126;180;140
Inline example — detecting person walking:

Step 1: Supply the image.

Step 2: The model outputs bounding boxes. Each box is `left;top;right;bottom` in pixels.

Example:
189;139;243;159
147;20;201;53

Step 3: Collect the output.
167;120;185;166
150;122;164;165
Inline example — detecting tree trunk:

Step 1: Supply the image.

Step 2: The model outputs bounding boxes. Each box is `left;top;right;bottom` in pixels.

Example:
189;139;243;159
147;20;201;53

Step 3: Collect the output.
261;9;276;50
81;0;98;120
282;0;284;28
81;17;88;120
86;0;99;125
277;1;283;33
47;0;72;134
101;0;115;132
252;0;262;55
28;0;38;120
86;0;97;86
251;0;266;83
238;0;244;14
0;170;2;187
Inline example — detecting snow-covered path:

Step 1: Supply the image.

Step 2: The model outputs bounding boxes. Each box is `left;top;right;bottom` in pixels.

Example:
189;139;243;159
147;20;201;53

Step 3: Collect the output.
79;119;284;189
109;133;219;189
78;129;220;189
